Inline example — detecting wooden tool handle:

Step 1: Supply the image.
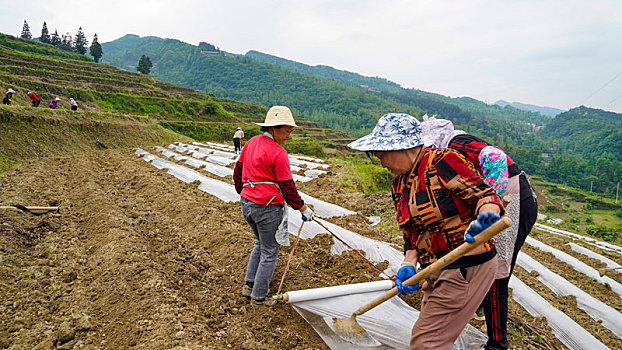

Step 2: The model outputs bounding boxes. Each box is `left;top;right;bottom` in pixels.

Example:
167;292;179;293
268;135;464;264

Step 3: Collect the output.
0;206;59;211
353;216;512;316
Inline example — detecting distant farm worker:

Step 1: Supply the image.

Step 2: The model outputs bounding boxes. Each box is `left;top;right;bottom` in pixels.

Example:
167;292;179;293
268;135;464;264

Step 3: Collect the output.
2;88;15;105
421;115;537;350
348;113;504;350
70;98;78;111
48;97;60;109
233;106;314;306
27;91;40;107
233;126;244;155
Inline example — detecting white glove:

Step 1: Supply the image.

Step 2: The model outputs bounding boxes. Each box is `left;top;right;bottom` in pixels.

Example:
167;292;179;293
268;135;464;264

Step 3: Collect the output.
301;207;314;221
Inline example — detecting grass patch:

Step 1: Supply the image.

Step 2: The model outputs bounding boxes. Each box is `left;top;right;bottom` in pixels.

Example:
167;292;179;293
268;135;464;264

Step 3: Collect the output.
336;155;393;194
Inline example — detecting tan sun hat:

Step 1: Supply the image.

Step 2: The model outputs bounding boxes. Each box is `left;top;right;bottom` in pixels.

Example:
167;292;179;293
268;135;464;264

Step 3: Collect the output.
255;106;302;129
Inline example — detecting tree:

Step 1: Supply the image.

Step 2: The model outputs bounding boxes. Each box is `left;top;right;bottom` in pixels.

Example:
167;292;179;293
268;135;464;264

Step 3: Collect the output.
137;55;153;74
40;22;50;43
60;32;73;51
73;26;88;54
50;30;61;46
20;20;32;39
89;33;103;63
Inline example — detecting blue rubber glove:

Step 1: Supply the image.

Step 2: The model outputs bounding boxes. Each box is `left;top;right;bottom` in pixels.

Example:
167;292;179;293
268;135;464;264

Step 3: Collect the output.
464;212;500;243
395;264;420;295
301;207;314;221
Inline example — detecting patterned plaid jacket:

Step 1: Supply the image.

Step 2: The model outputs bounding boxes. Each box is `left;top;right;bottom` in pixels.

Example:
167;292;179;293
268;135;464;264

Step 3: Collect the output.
392;148;504;267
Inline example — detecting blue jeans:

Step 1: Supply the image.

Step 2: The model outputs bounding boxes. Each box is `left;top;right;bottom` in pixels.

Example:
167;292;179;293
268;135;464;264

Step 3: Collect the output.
241;197;282;300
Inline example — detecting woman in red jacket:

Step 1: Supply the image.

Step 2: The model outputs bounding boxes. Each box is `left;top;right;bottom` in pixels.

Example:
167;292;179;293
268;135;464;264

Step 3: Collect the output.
233;106;314;306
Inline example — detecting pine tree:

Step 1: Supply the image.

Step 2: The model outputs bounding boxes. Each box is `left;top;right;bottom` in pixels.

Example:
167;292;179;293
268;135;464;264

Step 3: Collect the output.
60;32;73;51
50;30;61;46
20;20;32;39
137;55;153;74
90;34;103;63
40;22;50;43
73;26;88;54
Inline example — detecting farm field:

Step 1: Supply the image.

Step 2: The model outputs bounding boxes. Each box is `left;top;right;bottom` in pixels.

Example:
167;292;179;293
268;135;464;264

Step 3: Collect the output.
2;141;620;349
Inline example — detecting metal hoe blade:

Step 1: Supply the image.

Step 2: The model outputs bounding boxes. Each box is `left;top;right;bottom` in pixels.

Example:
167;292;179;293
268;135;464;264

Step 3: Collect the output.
323;315;381;347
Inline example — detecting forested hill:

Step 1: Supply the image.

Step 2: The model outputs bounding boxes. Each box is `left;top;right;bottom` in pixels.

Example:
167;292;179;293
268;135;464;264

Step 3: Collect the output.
540;106;622;161
100;34;621;196
245;50;552;126
101;35;544;140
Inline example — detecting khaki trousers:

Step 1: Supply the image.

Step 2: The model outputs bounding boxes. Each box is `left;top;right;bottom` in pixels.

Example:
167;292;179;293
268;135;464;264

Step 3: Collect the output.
411;256;497;350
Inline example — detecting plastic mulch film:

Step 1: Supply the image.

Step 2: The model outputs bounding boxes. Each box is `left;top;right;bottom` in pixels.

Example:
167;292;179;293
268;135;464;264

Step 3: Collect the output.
135;148;239;202
534;223;622;254
177;142;238;160
287;282;487;349
567;243;622;270
187;142;329;177
168;143;237;166
192;141;235;152
509;276;609;350
525;237;622;297
134;148;608;348
136;149;355;219
289;215;404;276
175;142;315;183
154;146;233;178
517;252;622;337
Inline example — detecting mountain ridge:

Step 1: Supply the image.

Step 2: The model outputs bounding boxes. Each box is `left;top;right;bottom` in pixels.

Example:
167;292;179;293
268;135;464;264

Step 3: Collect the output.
495;100;564;117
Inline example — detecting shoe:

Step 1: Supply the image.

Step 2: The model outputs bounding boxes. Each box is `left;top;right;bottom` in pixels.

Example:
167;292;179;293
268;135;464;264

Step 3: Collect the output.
242;285;252;298
251;297;277;307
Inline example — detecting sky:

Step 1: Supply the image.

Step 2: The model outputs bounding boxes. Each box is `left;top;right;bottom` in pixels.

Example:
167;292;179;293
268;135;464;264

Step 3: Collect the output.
2;0;622;113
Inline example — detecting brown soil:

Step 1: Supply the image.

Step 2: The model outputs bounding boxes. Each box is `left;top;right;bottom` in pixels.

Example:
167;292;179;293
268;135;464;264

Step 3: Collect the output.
530;230;622;282
0;148;617;349
514;266;622;348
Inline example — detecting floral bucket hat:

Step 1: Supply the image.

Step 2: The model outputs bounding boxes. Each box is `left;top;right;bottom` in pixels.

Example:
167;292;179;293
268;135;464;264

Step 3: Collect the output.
348;113;424;151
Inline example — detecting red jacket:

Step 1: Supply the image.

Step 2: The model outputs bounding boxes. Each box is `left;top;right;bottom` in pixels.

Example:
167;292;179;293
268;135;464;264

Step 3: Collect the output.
27;92;40;102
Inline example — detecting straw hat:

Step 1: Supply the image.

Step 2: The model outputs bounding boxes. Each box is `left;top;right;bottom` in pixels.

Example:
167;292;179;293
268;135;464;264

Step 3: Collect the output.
255;106;302;129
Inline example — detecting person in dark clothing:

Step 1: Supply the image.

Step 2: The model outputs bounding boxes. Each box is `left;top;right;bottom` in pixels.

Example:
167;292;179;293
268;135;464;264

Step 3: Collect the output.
233;126;244;155
3;88;15;105
421;115;538;350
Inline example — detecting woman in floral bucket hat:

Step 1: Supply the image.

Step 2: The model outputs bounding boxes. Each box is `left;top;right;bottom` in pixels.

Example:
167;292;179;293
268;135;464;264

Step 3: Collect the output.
349;113;504;350
420;115;538;350
233;106;314;306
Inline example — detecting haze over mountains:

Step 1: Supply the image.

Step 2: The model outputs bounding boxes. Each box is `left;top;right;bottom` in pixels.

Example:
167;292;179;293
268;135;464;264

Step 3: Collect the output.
495;100;565;117
99;34;622;196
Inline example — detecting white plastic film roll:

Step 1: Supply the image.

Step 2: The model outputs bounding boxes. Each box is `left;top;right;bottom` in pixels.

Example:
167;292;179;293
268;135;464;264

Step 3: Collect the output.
284;280;394;304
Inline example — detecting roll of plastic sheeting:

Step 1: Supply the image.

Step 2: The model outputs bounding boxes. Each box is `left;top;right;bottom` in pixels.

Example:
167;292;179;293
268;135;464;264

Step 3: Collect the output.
509;277;609;350
518;252;622;338
285;280;394;304
526;237;622;297
567;243;622;270
292;288;487;349
535;223;622;254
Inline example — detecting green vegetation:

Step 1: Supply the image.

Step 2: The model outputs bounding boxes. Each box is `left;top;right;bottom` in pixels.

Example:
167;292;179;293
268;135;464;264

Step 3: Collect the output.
101;35;621;199
0;33;344;172
534;177;621;239
337;156;393;194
